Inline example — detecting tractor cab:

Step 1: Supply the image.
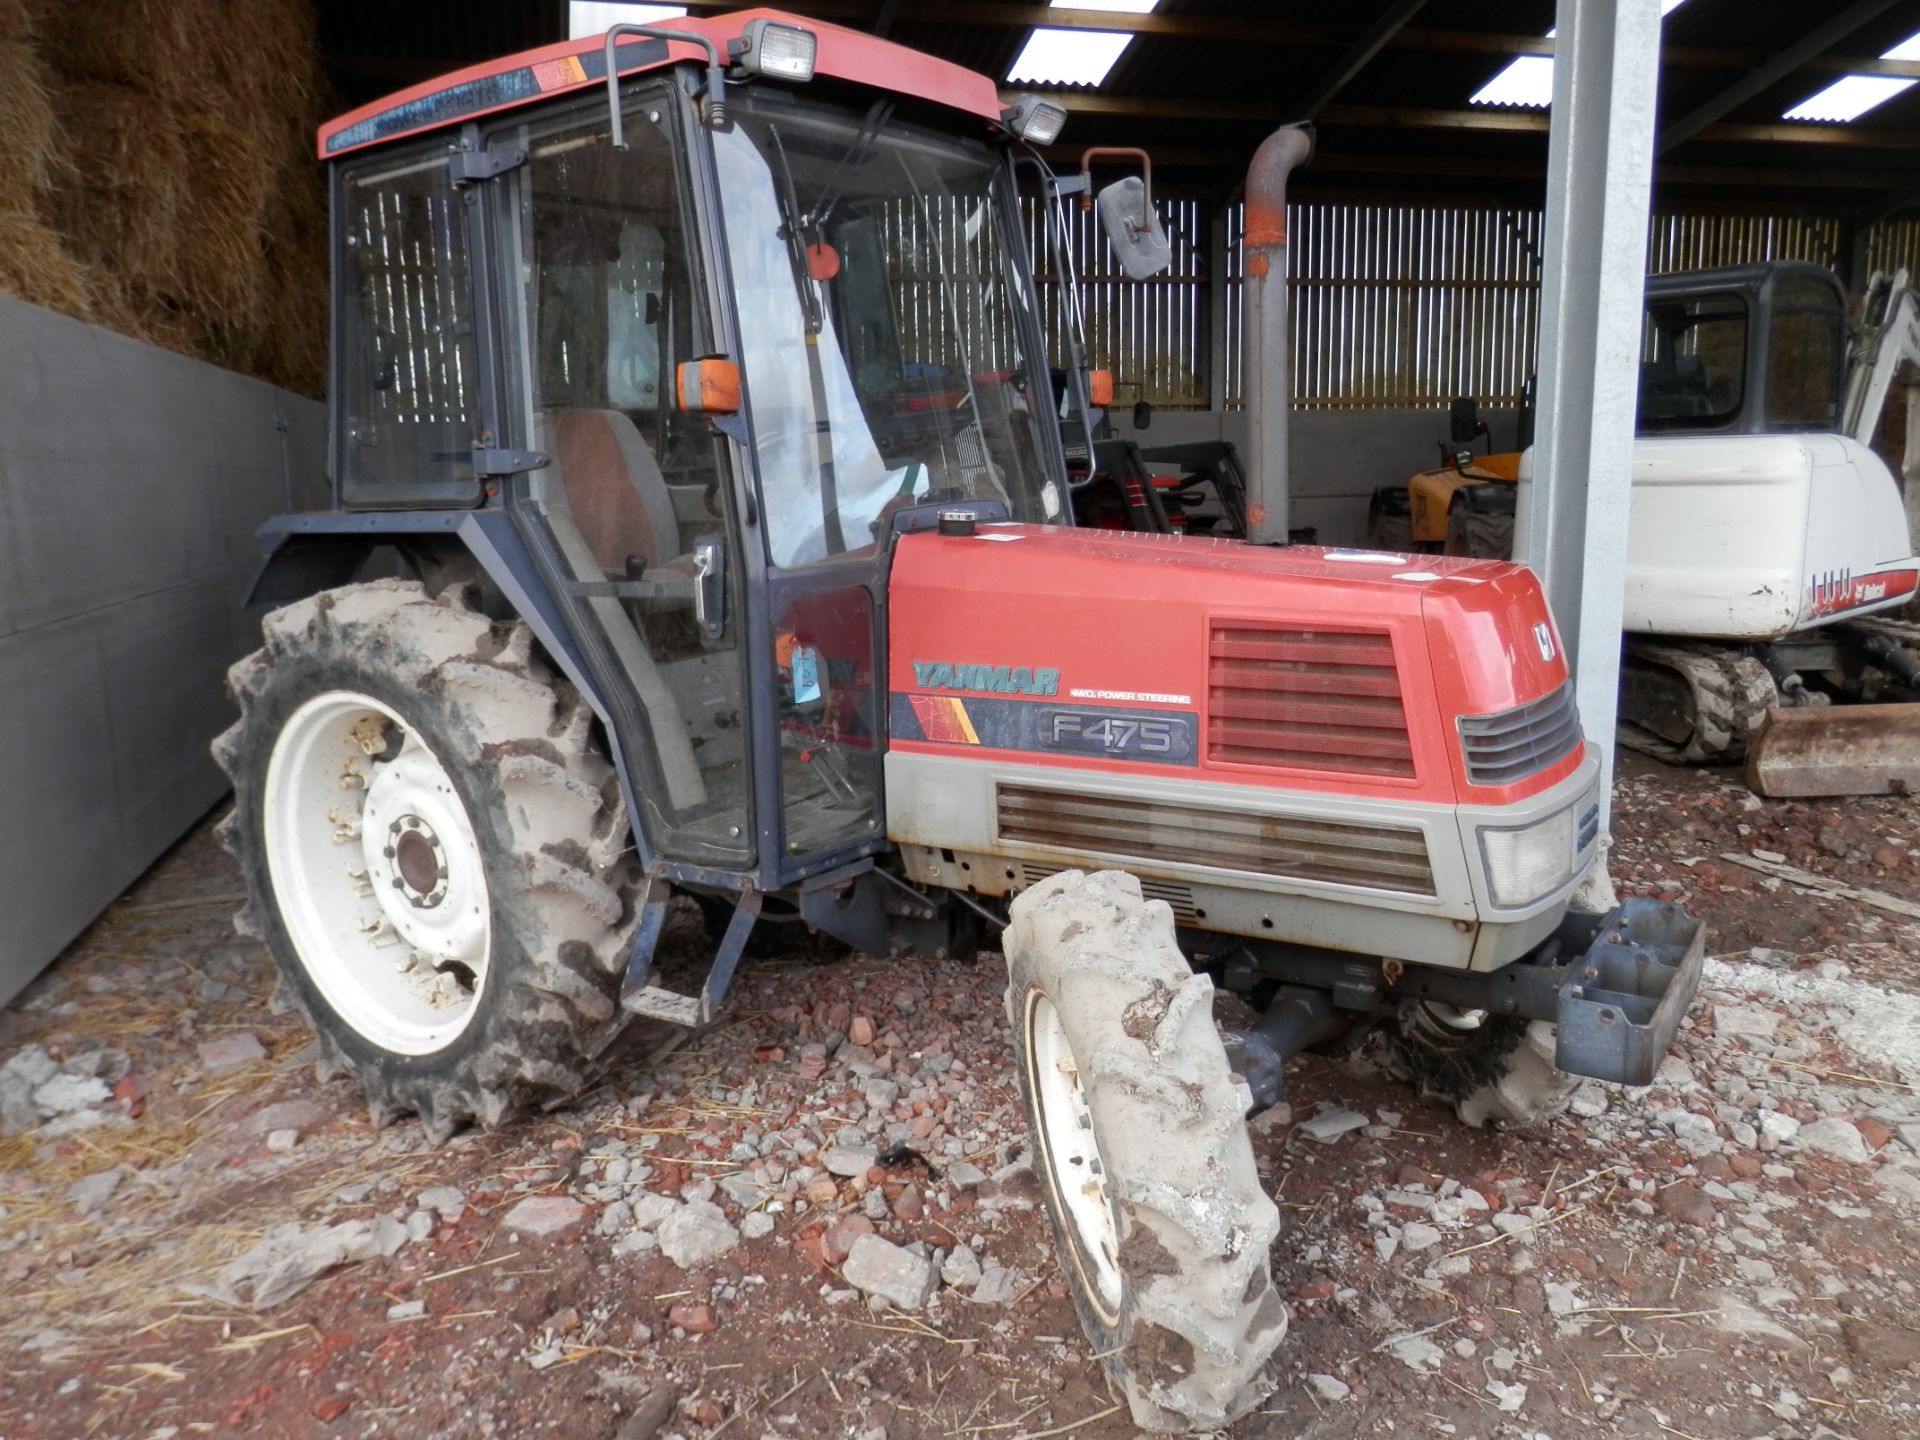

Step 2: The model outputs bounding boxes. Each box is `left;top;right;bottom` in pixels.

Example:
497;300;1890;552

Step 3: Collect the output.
318;12;1069;889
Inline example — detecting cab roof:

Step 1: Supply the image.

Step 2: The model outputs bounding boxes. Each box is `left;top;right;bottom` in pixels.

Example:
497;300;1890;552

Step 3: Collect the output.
317;8;1004;161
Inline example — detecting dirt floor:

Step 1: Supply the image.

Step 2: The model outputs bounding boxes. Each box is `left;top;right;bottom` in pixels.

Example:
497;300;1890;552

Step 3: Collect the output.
3;757;1919;1440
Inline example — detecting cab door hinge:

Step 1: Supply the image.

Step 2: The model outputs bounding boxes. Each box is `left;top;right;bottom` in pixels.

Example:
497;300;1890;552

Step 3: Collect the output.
471;447;548;477
449;146;528;185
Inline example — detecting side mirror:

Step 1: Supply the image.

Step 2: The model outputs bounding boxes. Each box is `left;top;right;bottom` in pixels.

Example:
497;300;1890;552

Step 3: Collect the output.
1095;177;1172;279
677;358;741;415
1081;146;1170;279
1448;395;1480;444
1133;399;1153;430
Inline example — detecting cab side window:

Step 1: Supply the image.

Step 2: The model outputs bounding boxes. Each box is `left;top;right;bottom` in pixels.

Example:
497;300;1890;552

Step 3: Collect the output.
337;146;481;507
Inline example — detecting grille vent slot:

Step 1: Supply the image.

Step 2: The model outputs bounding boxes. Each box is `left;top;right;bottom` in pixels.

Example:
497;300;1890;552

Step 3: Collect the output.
1000;785;1434;896
1207;625;1413;778
1459;682;1583;786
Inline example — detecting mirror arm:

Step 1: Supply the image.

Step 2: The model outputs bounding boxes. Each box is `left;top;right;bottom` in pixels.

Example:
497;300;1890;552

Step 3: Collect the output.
1078;146;1154;224
604;24;728;148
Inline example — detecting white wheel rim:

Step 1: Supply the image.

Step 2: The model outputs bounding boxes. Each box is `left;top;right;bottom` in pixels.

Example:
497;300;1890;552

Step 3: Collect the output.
262;690;492;1055
1024;988;1124;1322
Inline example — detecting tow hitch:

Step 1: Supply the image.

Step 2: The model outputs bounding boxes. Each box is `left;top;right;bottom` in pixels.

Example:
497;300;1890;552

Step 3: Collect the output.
1220;899;1705;1109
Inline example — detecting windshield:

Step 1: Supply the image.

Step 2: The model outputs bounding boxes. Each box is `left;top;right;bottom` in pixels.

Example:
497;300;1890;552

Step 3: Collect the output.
1638;292;1747;430
713;91;1062;567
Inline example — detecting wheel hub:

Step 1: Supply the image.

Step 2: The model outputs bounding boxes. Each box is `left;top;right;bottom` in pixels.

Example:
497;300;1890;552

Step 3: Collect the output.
359;746;489;967
387;817;447;906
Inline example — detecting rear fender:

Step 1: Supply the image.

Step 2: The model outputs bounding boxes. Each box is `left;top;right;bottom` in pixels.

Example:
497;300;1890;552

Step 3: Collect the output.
243;511;659;873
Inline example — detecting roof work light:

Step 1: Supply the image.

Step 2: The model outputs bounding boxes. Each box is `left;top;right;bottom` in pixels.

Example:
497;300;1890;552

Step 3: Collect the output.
1001;93;1068;145
734;19;817;81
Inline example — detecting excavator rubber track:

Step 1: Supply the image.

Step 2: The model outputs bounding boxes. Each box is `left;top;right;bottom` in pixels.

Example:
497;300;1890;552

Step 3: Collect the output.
1847;614;1920;654
1618;640;1778;764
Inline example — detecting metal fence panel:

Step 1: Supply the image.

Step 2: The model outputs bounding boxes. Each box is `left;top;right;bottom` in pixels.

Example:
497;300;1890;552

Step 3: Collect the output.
1033;199;1920;413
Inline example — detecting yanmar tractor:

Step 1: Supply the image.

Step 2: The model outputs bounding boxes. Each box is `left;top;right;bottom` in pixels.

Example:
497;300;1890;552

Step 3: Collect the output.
216;12;1703;1430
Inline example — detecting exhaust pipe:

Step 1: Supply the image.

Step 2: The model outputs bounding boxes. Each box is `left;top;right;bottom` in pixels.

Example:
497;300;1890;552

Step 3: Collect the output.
1243;125;1313;546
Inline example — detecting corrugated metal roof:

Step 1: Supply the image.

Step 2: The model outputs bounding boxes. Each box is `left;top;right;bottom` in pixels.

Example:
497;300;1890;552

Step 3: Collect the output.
315;0;1920;215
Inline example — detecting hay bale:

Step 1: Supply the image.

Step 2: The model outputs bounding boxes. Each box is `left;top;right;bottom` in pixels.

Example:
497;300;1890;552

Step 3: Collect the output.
0;205;97;319
45;79;190;296
214;0;320;125
32;0;208;97
22;0;332;388
257;159;329;396
173;101;277;332
0;37;64;197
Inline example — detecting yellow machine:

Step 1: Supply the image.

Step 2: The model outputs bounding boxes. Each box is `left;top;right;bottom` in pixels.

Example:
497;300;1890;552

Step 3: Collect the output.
1368;392;1527;554
1408;448;1520;545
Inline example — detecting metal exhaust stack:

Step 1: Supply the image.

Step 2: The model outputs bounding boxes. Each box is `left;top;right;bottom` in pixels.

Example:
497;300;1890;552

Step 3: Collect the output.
1243;125;1313;545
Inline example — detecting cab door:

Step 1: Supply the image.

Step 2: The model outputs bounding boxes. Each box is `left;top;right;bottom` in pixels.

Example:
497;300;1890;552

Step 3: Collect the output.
492;87;755;873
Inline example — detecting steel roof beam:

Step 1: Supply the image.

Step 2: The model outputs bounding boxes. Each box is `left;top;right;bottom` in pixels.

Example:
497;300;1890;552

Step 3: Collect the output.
1021;92;1920;149
1657;0;1903;155
669;3;1920;81
1859;174;1920;221
1293;0;1431;120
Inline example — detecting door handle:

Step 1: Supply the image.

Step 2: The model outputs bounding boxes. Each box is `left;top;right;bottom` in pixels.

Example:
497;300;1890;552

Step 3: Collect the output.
691;538;725;639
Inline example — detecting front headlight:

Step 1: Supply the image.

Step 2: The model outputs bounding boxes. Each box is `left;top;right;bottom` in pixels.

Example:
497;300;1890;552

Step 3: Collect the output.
1479;804;1582;908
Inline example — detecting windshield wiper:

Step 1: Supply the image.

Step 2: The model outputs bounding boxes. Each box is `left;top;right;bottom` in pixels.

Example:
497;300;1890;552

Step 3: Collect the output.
765;126;822;337
763;123;845;553
803;99;893;231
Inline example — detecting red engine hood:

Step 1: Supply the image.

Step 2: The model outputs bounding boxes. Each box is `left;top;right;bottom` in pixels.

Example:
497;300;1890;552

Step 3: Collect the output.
885;525;1579;806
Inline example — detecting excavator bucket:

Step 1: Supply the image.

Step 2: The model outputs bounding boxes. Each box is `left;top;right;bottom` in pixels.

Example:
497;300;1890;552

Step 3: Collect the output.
1744;704;1920;797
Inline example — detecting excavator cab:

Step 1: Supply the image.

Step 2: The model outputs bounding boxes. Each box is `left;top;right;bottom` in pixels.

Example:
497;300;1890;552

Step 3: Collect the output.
1638;262;1846;436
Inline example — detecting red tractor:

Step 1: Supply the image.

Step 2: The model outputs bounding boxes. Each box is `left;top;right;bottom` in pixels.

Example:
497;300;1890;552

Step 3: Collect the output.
216;12;1701;1430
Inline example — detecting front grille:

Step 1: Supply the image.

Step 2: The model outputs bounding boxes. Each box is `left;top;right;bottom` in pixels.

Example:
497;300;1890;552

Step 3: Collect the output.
1458;682;1583;786
1207;625;1414;778
999;785;1435;895
1020;863;1199;919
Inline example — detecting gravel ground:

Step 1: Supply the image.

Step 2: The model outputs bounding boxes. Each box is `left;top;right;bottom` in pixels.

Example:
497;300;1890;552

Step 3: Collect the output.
2;759;1919;1440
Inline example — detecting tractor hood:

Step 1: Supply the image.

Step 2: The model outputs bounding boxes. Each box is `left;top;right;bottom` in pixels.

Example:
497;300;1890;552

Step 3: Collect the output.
885;524;1580;807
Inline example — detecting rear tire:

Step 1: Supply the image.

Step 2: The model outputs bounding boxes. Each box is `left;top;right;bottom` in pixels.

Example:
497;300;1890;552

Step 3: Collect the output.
1005;870;1286;1433
1366;489;1416;552
212;579;639;1140
1388;1006;1576;1128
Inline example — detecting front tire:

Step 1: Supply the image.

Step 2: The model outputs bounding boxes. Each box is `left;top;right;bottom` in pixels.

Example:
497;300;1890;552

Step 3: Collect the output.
1443;506;1515;559
1005;871;1286;1433
212;579;639;1139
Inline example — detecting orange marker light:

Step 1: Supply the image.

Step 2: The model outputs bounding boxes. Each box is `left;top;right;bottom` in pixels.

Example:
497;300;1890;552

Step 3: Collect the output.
676;358;741;415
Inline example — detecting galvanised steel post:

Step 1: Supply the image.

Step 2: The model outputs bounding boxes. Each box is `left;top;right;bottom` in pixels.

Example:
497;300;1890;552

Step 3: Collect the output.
1521;0;1662;839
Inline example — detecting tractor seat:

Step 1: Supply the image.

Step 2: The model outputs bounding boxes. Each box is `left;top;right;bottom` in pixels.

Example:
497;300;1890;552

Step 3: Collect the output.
546;409;682;573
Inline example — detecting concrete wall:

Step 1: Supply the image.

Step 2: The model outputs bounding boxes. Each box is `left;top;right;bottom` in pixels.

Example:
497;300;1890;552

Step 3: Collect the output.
1111;406;1524;546
0;297;326;1004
